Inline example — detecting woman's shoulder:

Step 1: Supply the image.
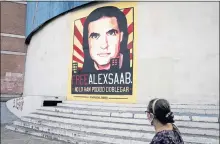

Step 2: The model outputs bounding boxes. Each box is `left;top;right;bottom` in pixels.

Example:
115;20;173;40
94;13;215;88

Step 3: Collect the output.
151;130;173;141
150;130;184;144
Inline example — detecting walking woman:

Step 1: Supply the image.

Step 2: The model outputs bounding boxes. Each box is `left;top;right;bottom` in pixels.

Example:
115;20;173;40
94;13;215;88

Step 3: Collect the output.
145;98;184;144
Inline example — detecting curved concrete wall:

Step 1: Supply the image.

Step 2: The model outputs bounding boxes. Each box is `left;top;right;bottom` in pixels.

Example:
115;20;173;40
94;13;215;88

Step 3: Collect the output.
23;13;72;98
23;2;219;104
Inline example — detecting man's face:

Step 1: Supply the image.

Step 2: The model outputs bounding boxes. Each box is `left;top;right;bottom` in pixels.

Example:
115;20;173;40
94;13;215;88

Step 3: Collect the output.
88;16;123;67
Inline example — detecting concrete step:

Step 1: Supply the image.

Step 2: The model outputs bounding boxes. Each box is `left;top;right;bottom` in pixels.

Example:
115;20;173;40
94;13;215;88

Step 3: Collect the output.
38;106;219;122
62;101;220;110
12;119;219;144
5;100;219;144
58;103;219;115
5;124;113;144
134;113;219;123
22;115;219;137
20;117;155;140
34;109;220;130
13;120;150;144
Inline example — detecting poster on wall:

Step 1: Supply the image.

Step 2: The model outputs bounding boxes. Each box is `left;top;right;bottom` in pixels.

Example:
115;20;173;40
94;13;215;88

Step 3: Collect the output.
68;2;137;103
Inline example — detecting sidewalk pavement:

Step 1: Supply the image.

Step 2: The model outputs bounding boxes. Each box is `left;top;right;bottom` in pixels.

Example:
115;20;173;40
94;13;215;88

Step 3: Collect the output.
1;102;68;144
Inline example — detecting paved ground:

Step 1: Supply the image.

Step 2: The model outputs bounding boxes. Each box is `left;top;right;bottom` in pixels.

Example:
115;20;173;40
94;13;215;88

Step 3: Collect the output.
1;124;70;144
1;102;19;124
1;102;68;144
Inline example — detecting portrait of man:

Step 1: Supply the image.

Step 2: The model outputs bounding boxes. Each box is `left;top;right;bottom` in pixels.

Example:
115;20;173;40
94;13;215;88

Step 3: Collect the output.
69;2;136;101
81;6;130;73
70;5;134;96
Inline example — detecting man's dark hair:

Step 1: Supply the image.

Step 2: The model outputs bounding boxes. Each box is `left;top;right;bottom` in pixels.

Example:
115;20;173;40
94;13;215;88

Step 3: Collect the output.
147;98;175;124
81;6;130;73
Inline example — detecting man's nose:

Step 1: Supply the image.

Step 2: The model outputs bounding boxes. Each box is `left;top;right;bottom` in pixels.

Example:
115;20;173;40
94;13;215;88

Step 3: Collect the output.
100;35;108;49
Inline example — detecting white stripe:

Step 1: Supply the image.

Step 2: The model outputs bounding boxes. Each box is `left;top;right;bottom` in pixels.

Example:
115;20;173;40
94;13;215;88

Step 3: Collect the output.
16;2;27;4
1;50;26;56
152;99;159;114
75;20;83;37
3;0;27;4
14;1;27;4
1;33;25;39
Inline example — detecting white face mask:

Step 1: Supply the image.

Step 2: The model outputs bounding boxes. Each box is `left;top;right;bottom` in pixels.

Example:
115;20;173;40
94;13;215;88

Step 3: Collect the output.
146;112;155;125
147;99;160;125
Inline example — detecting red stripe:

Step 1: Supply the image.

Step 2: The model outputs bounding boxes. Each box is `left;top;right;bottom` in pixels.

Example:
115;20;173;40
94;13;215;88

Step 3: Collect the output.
128;22;133;35
130;53;133;60
80;17;86;26
127;41;133;50
123;8;131;15
74;25;83;45
73;45;84;58
78;67;82;70
73;55;83;64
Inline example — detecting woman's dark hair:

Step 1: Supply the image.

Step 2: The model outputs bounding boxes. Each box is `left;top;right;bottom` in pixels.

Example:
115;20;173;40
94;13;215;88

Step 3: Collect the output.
147;98;175;124
81;6;130;73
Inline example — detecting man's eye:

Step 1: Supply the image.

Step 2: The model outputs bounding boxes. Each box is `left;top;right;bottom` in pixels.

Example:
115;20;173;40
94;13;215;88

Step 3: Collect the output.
107;30;118;36
90;33;100;39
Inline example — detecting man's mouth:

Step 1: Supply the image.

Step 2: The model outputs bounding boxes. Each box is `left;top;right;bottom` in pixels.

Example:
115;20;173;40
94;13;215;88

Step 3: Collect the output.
97;53;110;57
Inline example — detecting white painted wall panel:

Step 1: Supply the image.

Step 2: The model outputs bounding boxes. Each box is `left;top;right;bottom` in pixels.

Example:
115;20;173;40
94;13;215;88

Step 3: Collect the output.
23;14;72;97
23;2;219;104
136;2;219;104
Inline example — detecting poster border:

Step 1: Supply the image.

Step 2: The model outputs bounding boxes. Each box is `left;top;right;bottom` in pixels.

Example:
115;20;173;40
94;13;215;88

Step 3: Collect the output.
67;2;137;103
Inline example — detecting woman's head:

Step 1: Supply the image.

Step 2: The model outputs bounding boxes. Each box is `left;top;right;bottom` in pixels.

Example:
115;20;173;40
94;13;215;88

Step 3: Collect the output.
146;98;174;125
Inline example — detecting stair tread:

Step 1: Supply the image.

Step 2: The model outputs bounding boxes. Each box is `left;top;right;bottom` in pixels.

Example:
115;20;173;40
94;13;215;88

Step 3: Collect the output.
37;107;219;123
41;105;219;117
58;103;220;112
35;109;220;127
13;120;219;144
5;124;113;144
13;120;151;144
22;115;219;137
29;111;220;129
62;101;219;108
4;124;209;144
